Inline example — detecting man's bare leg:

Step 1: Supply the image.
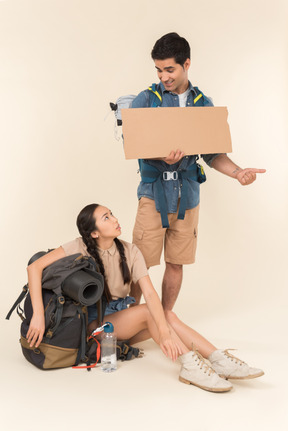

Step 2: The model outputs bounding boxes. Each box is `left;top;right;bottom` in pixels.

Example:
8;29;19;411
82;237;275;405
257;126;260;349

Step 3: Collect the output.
162;262;183;310
129;263;183;342
131;262;183;310
130;281;143;306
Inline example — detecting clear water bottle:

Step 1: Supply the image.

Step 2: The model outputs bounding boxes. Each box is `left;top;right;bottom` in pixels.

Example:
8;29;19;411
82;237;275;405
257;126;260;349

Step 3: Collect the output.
101;322;117;372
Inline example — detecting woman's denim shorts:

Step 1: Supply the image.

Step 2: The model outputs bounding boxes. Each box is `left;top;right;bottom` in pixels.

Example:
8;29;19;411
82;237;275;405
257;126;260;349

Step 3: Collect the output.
87;296;136;324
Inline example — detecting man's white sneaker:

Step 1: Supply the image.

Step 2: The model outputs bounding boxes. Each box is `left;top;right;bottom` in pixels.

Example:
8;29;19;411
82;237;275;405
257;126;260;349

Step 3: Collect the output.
179;350;233;393
208;349;264;380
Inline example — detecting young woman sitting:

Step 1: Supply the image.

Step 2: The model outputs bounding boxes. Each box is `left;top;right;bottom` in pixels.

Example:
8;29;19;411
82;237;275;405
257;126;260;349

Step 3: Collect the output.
26;203;264;393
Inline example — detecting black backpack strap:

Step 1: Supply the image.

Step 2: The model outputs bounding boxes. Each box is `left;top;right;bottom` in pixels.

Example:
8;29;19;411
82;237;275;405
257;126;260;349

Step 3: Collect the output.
6;284;29;320
117;341;144;361
74;305;88;366
45;295;65;338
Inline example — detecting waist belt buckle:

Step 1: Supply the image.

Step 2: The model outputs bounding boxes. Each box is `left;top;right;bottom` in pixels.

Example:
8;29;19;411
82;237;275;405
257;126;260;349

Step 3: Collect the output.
163;171;178;181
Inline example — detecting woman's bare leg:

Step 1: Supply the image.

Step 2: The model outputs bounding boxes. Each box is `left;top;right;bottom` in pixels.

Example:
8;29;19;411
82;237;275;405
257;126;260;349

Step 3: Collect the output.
164;311;216;358
101;305;217;359
101;304;189;354
129;312;216;358
129;328;150;344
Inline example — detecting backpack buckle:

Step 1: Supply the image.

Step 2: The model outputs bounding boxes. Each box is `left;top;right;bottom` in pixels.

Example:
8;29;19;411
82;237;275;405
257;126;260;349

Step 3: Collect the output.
163;171;178;181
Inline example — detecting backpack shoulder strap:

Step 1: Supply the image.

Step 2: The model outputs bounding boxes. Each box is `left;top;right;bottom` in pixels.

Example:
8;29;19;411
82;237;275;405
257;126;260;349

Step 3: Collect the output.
148;83;162;107
6;284;29;320
193;86;204;106
193;86;213;106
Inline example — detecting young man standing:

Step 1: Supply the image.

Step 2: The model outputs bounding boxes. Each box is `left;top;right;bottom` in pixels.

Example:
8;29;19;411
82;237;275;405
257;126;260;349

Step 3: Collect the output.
130;32;265;311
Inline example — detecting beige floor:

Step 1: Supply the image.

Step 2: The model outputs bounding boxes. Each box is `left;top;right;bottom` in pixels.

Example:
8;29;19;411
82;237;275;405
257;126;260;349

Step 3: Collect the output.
1;294;287;431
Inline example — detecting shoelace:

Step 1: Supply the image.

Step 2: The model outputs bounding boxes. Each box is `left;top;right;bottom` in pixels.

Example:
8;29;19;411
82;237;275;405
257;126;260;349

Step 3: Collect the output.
192;350;216;376
223;349;246;366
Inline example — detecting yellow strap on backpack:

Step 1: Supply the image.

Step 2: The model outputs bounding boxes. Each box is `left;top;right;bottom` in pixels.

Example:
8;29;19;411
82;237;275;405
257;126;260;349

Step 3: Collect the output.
148;87;162;103
193;93;203;104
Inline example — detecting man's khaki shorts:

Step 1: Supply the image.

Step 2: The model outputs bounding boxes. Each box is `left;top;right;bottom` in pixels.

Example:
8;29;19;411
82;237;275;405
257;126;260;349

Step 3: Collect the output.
132;197;200;268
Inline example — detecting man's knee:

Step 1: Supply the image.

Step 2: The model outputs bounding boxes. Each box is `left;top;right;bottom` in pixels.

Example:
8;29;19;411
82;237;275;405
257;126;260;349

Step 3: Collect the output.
165;262;183;273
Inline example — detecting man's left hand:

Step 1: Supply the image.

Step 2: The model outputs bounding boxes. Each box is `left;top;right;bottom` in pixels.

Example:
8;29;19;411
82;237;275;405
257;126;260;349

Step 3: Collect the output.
236;168;266;185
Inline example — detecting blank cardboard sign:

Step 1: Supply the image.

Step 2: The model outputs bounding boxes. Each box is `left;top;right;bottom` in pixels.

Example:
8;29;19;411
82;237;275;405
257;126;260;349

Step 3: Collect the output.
121;106;232;159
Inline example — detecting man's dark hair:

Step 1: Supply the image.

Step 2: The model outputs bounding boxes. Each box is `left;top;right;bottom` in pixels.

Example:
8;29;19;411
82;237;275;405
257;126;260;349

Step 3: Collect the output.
151;32;190;66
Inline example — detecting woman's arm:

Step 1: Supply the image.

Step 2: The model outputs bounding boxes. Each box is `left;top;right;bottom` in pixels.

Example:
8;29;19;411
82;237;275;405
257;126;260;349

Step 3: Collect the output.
26;247;66;348
138;275;182;360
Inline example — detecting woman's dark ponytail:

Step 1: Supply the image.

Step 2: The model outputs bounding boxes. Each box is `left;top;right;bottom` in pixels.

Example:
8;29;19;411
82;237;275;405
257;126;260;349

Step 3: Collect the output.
114;238;131;285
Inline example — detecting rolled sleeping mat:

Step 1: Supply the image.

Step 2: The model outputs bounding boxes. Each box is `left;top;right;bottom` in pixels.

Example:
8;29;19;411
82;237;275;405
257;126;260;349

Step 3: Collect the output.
27;251;48;266
61;269;104;306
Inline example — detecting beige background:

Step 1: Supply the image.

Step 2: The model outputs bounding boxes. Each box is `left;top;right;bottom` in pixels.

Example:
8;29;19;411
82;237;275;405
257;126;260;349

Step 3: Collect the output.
0;0;287;430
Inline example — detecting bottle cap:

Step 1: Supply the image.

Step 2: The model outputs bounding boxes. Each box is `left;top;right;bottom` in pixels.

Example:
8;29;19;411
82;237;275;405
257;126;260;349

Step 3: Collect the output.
104;322;114;333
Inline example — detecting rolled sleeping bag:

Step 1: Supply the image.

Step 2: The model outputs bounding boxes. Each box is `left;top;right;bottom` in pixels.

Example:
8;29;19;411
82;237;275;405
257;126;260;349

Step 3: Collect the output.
27;251;49;266
61;269;104;306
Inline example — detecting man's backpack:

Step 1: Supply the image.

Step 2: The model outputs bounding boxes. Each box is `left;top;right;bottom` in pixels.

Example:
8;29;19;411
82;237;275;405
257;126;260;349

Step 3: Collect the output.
6;252;105;370
110;82;207;126
110;83;162;126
